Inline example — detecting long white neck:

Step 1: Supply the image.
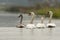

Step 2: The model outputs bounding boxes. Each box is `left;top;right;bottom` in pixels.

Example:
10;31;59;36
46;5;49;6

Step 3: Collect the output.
41;16;44;23
49;11;53;23
30;12;35;24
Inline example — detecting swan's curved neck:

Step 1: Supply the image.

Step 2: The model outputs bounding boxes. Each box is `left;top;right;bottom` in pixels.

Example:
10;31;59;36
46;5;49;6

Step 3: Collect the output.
41;16;44;23
19;14;23;24
30;13;35;24
49;12;53;23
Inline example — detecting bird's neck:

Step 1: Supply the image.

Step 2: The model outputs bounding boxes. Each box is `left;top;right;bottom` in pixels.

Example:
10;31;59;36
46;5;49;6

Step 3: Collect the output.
30;13;35;24
41;17;44;23
49;13;53;23
20;15;23;24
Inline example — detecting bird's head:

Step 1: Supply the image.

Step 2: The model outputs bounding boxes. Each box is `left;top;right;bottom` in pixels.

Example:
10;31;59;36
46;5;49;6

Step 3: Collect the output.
28;12;35;16
46;11;53;17
49;11;53;15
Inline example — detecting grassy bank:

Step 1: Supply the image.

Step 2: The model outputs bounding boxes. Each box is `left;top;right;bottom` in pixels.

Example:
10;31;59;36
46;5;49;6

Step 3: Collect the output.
3;7;60;18
37;8;60;18
34;7;60;18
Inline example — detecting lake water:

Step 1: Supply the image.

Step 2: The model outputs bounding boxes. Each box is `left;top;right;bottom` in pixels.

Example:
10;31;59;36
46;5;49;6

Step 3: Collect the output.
0;11;60;40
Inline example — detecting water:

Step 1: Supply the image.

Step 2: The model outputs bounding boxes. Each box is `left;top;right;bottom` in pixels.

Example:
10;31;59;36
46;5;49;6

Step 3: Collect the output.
0;27;60;40
0;11;60;40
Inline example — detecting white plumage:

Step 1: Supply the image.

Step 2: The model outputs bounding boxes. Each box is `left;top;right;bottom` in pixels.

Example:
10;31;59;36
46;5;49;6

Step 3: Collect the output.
36;23;45;28
26;24;36;29
47;23;56;28
47;11;56;28
26;12;36;29
36;16;46;28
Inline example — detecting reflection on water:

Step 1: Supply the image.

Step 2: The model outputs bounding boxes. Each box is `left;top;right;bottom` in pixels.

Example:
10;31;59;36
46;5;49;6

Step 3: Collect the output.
19;28;24;40
47;28;54;40
0;11;60;40
30;29;35;40
0;27;60;40
20;28;55;40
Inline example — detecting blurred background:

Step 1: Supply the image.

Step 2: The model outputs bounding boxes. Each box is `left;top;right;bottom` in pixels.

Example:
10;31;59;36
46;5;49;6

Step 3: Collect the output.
0;1;60;40
0;0;60;18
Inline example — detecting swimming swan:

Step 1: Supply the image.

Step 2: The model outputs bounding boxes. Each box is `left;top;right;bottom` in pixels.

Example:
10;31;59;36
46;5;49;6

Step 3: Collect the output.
47;11;56;28
26;12;36;29
16;14;24;28
36;16;46;28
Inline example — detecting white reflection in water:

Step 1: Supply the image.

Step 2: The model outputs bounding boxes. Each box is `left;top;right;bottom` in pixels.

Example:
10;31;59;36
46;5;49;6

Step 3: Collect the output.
29;29;35;40
19;28;24;40
47;28;55;40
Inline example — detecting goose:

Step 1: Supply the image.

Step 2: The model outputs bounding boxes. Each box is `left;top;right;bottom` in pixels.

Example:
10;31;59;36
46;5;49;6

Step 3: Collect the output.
36;16;46;29
16;14;24;28
47;11;56;28
26;12;36;29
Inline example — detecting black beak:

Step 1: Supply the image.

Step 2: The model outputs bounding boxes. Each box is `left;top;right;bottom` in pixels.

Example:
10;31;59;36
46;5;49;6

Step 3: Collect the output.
28;13;31;16
45;12;50;17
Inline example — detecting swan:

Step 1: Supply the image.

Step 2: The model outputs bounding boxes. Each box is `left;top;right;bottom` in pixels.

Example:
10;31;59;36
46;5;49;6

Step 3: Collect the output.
47;11;56;28
36;16;46;29
26;12;36;29
16;14;24;28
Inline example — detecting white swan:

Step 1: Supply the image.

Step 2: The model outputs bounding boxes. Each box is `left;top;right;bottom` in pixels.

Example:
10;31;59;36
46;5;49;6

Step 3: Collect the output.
16;14;25;28
36;16;46;28
47;11;56;28
26;12;36;29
